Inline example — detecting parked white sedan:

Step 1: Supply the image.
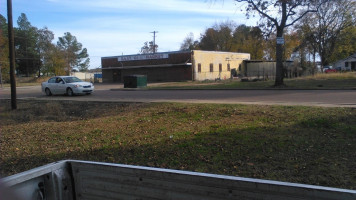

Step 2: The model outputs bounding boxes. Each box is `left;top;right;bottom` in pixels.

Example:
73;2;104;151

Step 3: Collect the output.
42;76;94;96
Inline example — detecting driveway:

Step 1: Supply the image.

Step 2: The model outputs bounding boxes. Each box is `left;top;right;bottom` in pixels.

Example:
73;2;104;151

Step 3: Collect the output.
0;84;355;107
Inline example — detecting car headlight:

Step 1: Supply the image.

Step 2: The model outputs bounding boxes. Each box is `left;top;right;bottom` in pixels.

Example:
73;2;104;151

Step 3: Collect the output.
74;84;82;88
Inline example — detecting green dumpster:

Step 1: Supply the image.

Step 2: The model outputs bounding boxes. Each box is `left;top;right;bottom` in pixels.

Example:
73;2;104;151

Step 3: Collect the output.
124;75;147;88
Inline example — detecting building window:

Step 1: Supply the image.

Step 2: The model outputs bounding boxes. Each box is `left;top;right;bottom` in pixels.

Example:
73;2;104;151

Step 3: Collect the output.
345;62;349;67
227;63;230;71
198;63;201;73
210;63;214;72
219;63;222;72
239;64;242;71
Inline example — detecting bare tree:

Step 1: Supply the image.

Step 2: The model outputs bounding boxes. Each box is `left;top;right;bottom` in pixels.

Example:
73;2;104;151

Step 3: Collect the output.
236;0;326;86
180;32;197;51
139;41;158;54
298;0;356;67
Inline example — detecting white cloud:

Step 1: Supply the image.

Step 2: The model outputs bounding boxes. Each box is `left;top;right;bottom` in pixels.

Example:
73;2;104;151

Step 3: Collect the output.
47;0;242;16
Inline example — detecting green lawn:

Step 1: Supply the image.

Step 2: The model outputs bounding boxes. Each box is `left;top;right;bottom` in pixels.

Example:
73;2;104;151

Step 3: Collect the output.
1;99;355;189
148;72;356;90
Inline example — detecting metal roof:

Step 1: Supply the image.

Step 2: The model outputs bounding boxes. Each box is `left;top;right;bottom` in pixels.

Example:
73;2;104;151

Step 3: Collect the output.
102;63;192;70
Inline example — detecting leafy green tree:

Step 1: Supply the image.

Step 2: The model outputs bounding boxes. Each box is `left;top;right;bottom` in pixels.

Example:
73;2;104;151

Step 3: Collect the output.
283;30;300;61
330;25;356;63
49;45;67;75
294;21;317;70
199;21;236;51
199;28;220;51
0;15;9;82
232;25;265;60
0;15;7;34
37;27;54;76
15;13;40;76
248;26;265;60
263;33;276;61
57;32;90;74
199;28;218;51
195;22;265;59
231;24;249;53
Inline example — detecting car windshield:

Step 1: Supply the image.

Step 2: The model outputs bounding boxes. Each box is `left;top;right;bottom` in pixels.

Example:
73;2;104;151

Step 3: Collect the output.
63;77;83;83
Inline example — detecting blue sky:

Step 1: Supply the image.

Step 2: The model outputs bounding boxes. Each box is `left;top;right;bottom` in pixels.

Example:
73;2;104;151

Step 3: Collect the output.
0;0;258;69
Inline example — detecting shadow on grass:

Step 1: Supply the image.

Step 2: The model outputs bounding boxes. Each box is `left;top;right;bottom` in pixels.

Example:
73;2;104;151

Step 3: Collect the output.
2;113;355;190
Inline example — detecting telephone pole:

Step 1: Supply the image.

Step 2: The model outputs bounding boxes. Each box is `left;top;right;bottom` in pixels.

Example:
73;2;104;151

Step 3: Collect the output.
7;0;17;109
150;31;158;54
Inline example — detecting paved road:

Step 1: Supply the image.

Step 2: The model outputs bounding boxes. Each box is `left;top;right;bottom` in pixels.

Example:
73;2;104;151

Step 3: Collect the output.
1;84;355;107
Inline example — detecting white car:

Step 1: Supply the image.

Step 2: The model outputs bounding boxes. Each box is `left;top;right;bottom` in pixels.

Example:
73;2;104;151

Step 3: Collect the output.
42;76;94;96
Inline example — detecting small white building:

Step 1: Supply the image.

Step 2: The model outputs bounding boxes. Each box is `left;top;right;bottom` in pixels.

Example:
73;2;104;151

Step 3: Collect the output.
70;72;94;81
333;53;356;71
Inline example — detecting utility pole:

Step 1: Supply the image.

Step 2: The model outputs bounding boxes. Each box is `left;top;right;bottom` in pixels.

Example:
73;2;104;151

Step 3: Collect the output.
150;31;158;54
7;0;17;109
0;63;3;88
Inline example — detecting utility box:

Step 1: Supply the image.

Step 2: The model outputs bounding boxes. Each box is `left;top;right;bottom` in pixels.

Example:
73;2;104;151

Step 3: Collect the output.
124;75;147;88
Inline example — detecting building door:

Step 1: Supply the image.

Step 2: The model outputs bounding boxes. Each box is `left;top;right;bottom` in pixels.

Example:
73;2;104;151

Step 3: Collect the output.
351;62;356;71
113;70;121;82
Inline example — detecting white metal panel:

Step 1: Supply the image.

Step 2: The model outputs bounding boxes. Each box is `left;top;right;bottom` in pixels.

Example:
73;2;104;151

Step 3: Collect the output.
2;160;356;200
70;160;356;200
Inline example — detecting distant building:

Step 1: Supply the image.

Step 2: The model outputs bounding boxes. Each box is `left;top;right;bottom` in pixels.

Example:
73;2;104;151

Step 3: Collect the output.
242;60;294;79
333;53;356;71
101;50;250;83
70;72;94;81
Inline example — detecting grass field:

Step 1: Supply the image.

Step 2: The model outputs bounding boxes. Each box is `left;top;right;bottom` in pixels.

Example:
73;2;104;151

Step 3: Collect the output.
148;72;356;90
1;99;355;189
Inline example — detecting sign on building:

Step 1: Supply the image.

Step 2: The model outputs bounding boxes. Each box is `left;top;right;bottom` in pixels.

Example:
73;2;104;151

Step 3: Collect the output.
118;53;169;62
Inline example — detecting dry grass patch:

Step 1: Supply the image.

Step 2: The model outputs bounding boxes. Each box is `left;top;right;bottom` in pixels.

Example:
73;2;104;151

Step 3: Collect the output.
300;72;356;80
1;99;356;189
148;72;356;90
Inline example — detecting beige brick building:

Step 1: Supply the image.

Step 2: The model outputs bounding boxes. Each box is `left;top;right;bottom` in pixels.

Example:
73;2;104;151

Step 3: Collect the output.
192;50;250;81
101;50;250;83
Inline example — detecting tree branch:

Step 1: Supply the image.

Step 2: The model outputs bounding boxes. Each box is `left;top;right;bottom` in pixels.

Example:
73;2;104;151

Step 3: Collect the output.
236;0;279;26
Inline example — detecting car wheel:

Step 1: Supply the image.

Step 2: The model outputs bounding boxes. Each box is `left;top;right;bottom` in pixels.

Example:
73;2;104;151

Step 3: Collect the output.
45;88;52;96
66;88;74;96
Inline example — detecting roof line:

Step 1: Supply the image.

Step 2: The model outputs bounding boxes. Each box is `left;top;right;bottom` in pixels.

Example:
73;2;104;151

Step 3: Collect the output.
102;51;191;59
102;63;192;70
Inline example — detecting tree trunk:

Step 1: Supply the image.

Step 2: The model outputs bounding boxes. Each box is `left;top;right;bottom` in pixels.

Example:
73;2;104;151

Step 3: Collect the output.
275;27;284;86
313;48;316;75
38;59;41;77
320;51;327;73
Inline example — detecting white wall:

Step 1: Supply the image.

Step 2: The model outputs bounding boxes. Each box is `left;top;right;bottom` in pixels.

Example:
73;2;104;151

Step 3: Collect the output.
71;72;94;80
